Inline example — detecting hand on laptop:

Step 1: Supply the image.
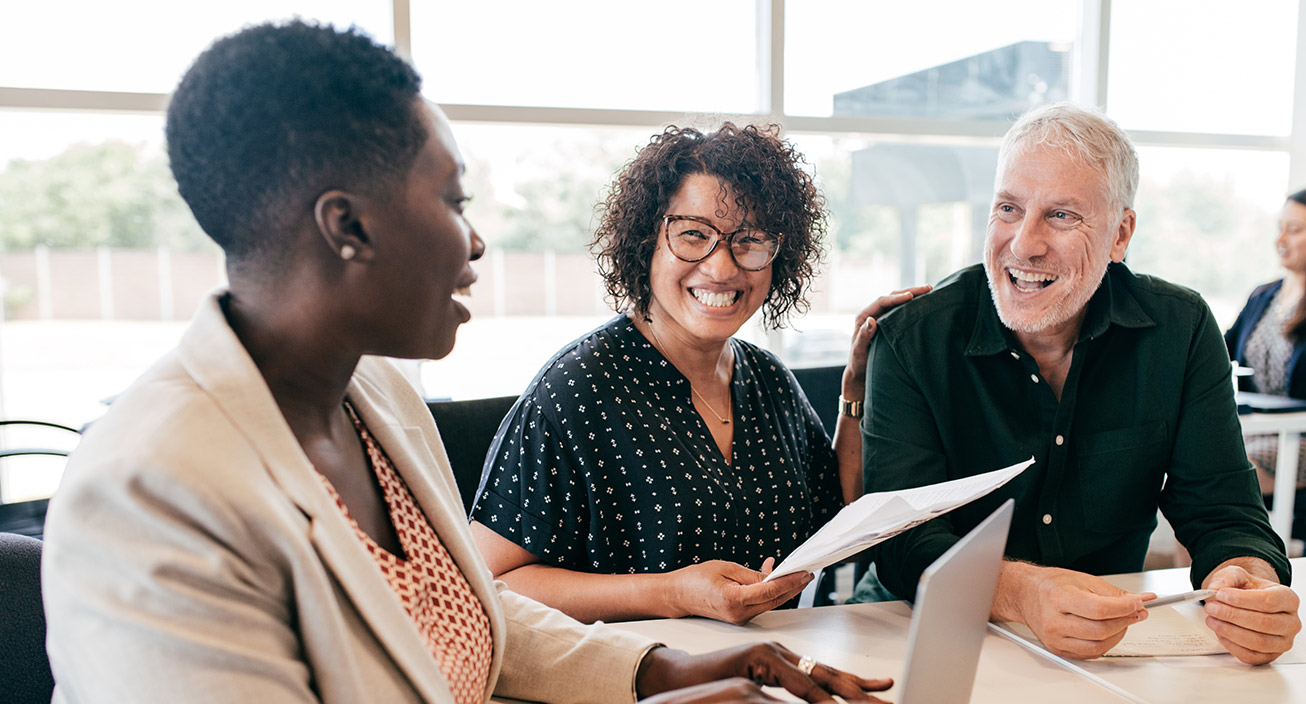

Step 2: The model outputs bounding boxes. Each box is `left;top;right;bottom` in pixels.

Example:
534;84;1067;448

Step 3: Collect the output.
993;562;1150;659
637;642;894;703
670;558;811;625
1201;559;1302;664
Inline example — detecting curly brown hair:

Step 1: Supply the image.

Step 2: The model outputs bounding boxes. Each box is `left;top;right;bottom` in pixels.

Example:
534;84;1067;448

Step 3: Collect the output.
590;123;827;328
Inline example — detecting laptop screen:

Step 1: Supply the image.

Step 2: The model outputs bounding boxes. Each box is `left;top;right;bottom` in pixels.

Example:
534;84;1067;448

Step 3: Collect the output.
897;499;1014;704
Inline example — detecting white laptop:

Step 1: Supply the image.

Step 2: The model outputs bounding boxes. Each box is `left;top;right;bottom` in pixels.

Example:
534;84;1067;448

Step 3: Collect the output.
897;498;1014;704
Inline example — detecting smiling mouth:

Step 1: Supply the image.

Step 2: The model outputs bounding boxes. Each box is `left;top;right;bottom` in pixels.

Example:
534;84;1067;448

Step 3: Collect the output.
1007;267;1058;292
691;288;741;308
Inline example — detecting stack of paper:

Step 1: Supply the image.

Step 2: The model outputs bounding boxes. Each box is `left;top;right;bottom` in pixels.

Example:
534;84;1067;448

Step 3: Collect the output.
764;457;1034;581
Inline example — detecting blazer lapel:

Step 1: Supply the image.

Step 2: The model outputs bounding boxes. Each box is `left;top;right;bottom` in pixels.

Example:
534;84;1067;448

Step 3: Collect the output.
347;360;509;693
176;293;456;702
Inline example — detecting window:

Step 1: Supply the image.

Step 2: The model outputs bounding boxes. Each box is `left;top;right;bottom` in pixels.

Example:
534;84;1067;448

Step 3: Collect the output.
0;1;392;94
1108;0;1298;135
3;0;1304;456
412;0;758;112
785;0;1077;118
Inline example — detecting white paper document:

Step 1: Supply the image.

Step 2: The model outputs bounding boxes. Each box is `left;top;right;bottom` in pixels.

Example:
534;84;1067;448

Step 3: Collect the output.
1102;603;1225;657
763;457;1034;581
997;603;1225;659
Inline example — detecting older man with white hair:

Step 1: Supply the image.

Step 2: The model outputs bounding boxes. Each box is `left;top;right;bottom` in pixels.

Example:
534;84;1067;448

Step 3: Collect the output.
860;102;1300;664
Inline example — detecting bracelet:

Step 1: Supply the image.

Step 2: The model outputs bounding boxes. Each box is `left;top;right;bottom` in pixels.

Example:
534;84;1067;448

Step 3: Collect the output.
838;394;863;419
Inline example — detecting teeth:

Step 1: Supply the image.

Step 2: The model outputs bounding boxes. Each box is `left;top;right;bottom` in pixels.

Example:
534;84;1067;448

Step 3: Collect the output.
1009;268;1057;283
454;286;472;297
692;289;737;308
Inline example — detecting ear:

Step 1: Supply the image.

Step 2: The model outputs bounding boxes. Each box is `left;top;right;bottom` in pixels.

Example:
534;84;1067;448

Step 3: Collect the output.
1109;208;1136;263
313;190;375;263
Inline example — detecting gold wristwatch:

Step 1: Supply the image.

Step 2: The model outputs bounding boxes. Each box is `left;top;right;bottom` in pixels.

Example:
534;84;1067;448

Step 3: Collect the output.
838;394;863;419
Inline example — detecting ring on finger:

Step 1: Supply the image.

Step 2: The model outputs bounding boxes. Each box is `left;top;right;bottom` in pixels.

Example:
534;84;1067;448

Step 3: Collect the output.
797;654;817;676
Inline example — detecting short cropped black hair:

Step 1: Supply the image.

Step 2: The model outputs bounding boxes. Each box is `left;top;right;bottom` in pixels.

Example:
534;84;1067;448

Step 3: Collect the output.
591;123;826;328
166;21;426;261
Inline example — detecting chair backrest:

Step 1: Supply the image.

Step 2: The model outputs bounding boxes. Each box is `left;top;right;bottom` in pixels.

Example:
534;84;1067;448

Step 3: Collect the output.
0;532;55;704
426;395;519;516
0;420;82;539
788;364;844;436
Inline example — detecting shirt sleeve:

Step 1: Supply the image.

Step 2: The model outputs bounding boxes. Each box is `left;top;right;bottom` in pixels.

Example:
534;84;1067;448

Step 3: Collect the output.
471;393;593;569
494;585;659;704
1163;304;1292;587
861;333;965;599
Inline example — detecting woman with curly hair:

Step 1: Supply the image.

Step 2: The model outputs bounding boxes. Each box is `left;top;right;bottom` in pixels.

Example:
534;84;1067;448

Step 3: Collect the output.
471;123;927;625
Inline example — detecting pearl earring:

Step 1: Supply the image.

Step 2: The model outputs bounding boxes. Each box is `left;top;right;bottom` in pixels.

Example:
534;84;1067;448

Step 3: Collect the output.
340;245;356;261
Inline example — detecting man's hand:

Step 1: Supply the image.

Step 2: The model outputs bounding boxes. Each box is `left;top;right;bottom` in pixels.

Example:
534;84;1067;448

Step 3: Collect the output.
1201;561;1302;664
670;559;811;625
637;643;893;703
994;562;1150;660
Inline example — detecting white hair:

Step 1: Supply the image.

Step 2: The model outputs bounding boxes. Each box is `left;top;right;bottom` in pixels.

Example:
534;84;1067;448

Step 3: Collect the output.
998;102;1139;213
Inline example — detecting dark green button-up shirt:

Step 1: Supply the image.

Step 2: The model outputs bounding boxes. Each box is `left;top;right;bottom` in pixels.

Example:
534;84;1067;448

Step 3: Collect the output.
863;262;1290;599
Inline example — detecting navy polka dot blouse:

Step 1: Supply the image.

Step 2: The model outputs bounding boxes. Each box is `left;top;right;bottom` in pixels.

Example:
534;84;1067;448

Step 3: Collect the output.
471;315;841;575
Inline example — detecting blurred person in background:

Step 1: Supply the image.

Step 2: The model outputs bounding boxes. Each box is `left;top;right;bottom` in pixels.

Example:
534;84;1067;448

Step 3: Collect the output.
1225;187;1306;545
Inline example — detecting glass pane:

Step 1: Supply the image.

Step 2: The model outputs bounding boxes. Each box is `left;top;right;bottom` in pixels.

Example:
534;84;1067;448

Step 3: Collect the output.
422;122;660;400
1125;147;1290;325
779;132;994;366
1108;1;1297;135
0;109;220;503
0;1;393;94
786;0;1077;118
412;1;758;112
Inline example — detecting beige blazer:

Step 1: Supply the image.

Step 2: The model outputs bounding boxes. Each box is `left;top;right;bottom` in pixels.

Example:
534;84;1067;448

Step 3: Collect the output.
43;292;655;703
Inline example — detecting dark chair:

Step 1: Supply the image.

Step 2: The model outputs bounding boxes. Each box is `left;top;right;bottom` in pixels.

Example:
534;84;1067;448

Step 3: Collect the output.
789;364;869;605
0;532;55;704
0;420;82;539
426;395;519;516
788;364;844;436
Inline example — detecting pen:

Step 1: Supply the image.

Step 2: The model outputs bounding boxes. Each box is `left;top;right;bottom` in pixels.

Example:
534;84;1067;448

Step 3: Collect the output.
1144;588;1217;609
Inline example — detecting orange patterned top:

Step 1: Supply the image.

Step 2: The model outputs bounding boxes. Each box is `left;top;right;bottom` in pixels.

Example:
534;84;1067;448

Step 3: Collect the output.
316;403;493;704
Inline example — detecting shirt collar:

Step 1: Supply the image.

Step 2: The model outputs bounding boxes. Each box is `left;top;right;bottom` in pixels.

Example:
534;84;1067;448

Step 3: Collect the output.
964;261;1157;357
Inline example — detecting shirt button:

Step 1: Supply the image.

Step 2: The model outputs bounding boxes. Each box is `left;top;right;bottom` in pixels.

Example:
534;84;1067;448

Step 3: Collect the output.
1030;374;1039;383
1055;435;1064;446
1042;514;1053;525
1010;351;1020;360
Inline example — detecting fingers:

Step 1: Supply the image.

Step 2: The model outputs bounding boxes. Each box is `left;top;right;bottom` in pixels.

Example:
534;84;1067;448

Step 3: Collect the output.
1205;613;1299;664
1018;569;1149;659
670;643;893;704
805;660;894;702
1055;590;1147;621
758;557;775;576
760;650;891;703
636;677;782;703
735;575;811;611
860;291;914;320
1202;586;1302;664
1035;605;1143;659
1209;583;1300;614
893;284;933;297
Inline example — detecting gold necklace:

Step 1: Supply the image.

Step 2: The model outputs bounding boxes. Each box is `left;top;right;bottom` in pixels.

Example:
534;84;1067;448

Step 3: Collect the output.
646;321;731;425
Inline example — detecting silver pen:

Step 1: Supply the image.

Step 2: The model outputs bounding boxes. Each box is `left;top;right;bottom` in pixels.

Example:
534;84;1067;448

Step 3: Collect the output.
1144;588;1217;609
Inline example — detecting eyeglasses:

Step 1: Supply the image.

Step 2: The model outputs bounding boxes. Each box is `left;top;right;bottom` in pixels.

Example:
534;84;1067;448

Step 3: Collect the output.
662;215;783;271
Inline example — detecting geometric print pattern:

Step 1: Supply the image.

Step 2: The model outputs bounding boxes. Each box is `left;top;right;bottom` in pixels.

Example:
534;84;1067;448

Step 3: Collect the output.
473;315;842;579
318;402;493;704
